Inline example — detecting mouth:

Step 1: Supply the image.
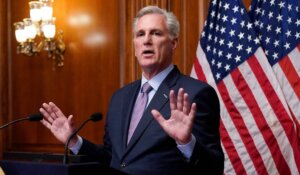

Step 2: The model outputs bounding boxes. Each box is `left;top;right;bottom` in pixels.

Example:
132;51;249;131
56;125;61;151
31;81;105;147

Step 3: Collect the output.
142;50;155;57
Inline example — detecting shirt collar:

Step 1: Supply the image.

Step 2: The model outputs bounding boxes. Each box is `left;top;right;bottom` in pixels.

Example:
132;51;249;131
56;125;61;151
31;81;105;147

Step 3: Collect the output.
141;64;174;91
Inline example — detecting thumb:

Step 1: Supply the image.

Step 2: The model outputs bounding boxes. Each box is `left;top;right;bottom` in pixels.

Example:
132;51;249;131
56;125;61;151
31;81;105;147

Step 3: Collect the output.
67;115;76;131
67;115;74;124
151;110;166;125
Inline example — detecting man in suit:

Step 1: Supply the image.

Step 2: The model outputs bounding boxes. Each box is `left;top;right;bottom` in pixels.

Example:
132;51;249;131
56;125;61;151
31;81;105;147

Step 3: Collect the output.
40;6;224;175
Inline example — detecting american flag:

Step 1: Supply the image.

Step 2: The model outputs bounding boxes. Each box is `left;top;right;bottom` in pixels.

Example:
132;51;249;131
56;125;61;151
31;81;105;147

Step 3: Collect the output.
190;0;300;174
249;0;300;137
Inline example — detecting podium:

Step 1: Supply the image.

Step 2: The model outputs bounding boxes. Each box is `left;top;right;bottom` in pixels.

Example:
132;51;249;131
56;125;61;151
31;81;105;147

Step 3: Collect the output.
0;152;126;175
0;160;108;175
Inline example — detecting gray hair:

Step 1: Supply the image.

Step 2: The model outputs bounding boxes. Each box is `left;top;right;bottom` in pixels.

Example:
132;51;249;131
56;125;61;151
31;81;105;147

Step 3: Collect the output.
133;6;180;39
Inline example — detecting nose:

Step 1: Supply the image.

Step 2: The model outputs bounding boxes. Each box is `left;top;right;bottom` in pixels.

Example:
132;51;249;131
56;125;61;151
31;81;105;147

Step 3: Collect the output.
143;33;152;45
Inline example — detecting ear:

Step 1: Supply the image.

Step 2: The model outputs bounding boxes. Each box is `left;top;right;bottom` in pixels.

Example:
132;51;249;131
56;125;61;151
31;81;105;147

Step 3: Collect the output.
133;38;138;57
171;38;178;51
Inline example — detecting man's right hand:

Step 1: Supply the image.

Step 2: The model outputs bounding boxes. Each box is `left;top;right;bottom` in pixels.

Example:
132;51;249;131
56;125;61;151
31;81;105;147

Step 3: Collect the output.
39;102;78;147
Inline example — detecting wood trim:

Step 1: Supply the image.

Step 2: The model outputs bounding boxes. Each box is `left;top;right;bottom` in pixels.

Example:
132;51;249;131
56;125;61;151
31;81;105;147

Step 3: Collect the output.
199;1;209;34
119;0;126;87
0;0;9;159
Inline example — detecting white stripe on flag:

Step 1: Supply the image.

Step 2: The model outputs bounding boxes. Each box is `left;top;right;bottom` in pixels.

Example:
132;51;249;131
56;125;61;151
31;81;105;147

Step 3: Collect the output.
221;143;236;175
195;45;217;87
223;72;278;175
254;49;292;118
289;46;300;77
240;58;299;174
220;100;257;175
273;63;300;122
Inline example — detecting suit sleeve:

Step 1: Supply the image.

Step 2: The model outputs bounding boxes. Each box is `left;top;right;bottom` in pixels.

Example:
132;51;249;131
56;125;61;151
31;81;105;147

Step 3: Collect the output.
78;138;111;165
189;85;224;175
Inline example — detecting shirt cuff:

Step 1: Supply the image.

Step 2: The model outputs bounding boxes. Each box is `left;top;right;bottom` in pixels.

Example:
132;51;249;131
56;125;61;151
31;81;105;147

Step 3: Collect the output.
69;135;83;155
176;135;196;161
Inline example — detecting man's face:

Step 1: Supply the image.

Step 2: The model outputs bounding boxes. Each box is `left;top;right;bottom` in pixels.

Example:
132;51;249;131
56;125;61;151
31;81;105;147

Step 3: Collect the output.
134;13;177;76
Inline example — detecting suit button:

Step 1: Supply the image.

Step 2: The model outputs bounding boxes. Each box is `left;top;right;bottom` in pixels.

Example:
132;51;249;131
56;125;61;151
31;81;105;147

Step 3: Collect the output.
121;162;127;168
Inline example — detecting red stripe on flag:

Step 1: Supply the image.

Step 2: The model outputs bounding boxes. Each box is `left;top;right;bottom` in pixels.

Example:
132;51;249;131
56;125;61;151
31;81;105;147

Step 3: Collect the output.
218;80;268;174
231;65;291;174
289;107;300;145
220;121;246;175
248;55;300;171
193;57;207;82
278;56;300;100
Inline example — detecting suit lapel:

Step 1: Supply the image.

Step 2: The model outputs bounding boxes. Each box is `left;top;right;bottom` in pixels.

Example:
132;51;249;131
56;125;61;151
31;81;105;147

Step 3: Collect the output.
125;83;170;150
123;66;181;157
121;81;141;153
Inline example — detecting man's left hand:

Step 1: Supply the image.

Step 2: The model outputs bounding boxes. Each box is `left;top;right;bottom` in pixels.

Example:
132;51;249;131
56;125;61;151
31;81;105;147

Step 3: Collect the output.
151;88;197;144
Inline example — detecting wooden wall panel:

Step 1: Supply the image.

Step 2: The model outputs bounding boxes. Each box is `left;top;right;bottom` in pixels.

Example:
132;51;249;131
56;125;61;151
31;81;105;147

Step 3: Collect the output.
8;0;120;153
170;0;201;74
0;0;9;159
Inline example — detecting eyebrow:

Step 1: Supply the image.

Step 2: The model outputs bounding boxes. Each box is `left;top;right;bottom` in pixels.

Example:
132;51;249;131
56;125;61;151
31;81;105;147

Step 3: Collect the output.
136;28;164;33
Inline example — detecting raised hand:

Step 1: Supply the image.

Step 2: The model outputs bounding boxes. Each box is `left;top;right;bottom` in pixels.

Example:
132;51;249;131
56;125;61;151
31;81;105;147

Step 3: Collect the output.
39;102;77;146
151;88;197;145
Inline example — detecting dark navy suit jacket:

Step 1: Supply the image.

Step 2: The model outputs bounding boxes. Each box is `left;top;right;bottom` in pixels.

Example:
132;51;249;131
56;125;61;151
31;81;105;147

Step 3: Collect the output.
79;66;224;175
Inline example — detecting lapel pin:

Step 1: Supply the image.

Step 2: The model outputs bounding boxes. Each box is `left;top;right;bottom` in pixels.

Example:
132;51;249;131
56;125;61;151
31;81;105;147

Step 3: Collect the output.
163;94;168;99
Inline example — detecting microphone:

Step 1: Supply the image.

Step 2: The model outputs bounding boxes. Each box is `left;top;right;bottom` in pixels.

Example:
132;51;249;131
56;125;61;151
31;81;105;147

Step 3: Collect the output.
0;113;43;129
63;112;103;164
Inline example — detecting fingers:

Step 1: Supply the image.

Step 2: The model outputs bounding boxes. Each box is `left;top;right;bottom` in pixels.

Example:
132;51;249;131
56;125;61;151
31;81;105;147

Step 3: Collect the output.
49;102;65;118
182;93;191;115
39;104;54;123
176;88;184;111
39;102;66;124
169;90;176;110
169;88;190;115
40;118;52;130
189;103;197;121
41;102;57;122
151;109;166;126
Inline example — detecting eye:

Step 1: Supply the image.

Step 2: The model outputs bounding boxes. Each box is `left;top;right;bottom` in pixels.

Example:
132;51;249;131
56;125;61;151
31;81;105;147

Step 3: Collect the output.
152;31;162;36
135;32;144;37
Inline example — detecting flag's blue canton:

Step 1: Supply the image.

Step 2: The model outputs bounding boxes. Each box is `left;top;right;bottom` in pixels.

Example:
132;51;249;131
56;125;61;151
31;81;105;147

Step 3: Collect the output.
201;0;260;83
249;0;300;66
